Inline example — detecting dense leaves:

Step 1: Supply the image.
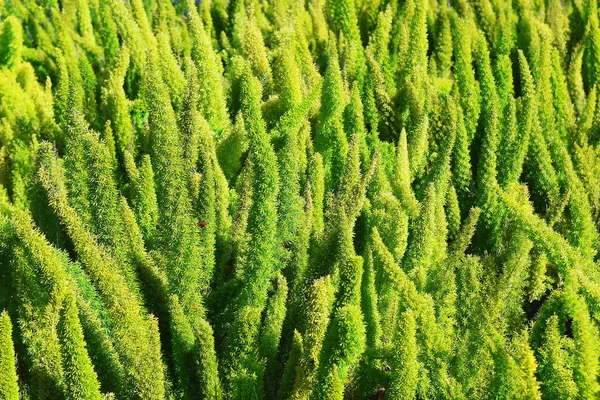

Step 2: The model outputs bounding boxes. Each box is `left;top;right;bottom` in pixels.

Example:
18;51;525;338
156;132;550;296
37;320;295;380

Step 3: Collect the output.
1;0;600;398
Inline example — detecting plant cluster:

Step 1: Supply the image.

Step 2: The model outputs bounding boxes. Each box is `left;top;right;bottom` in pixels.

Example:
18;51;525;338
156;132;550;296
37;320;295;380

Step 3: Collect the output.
1;0;600;398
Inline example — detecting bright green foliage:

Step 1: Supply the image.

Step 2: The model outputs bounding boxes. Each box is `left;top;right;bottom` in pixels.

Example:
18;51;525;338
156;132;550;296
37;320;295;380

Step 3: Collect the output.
403;183;436;289
64;107;140;291
364;49;395;141
401;0;429;87
290;276;335;399
435;9;453;77
272;31;302;113
187;0;228;134
101;46;134;160
512;331;542;399
278;330;303;399
242;16;272;87
311;253;366;398
326;0;360;44
538;315;579;399
325;0;365;84
222;67;280;398
407;115;429;182
368;7;393;87
584;0;600;90
71;278;126;395
8;207;71;398
426;95;457;198
392;129;419;216
315;43;348;192
260;274;288;396
1;1;600;399
217;114;248;182
37;142;166;399
0;311;19;399
124;152;158;246
308;153;326;236
312;302;365;399
369;226;402;344
361;249;380;349
446;184;461;241
58;294;103;400
452;17;480;139
145;50;210;317
500;51;533;186
156;32;186;109
169;292;222;399
0;16;23;68
388;309;418;400
452;104;472;204
474;32;502;251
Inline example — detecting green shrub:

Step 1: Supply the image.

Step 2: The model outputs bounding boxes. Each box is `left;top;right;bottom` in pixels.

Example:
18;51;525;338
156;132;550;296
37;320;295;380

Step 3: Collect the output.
0;0;600;398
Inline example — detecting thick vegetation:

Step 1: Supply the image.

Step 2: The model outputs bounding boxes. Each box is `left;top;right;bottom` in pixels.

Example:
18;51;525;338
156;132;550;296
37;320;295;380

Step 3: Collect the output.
1;0;600;398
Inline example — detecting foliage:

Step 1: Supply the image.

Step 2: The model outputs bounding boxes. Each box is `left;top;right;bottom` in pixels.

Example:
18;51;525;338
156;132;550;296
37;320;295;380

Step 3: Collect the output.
1;0;600;398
